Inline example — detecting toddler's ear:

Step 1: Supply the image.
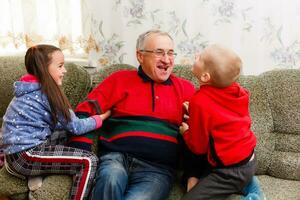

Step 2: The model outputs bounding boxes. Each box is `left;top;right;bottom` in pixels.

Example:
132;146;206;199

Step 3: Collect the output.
200;72;211;84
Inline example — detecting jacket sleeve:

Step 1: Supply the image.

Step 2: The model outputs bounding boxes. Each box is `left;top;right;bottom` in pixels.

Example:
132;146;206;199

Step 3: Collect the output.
75;72;125;116
183;95;210;155
56;110;101;135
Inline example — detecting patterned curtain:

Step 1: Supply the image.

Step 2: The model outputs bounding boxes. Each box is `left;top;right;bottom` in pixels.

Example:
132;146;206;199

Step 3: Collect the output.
1;0;300;75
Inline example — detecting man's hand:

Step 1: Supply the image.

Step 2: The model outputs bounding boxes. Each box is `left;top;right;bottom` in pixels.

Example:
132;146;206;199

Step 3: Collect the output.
99;110;111;120
187;177;199;192
179;122;189;135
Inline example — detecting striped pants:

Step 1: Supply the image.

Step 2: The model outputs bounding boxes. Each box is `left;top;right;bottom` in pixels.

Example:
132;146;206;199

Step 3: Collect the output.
5;141;98;200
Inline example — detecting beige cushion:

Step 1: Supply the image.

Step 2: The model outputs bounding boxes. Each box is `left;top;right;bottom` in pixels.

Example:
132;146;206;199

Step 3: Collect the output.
29;175;72;200
0;167;28;199
261;69;300;134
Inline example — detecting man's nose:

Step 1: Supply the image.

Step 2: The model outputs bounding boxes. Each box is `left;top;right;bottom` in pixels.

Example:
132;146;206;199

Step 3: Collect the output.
160;53;171;63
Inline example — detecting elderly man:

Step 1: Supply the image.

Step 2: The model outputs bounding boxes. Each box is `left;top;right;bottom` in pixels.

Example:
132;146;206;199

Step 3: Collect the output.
69;29;195;200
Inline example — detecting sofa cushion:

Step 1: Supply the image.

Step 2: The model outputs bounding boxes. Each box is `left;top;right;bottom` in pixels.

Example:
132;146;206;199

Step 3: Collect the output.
29;175;72;200
173;65;199;87
275;133;300;153
259;69;300;181
268;151;300;181
62;63;92;108
0;56;25;122
91;64;136;89
0;167;28;199
238;76;275;175
261;69;300;134
238;76;274;134
258;175;300;200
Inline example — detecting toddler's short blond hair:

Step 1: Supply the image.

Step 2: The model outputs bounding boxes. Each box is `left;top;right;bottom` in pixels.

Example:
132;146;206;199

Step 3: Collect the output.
202;44;242;88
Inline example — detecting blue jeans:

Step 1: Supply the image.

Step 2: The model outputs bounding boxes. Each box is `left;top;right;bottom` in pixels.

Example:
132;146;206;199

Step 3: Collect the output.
91;152;174;200
242;176;265;200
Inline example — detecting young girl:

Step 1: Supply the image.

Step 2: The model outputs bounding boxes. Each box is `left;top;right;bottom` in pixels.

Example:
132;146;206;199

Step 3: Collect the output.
1;44;110;200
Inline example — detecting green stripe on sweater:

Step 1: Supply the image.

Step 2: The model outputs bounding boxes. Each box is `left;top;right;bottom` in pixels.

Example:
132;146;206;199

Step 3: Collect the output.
99;117;179;139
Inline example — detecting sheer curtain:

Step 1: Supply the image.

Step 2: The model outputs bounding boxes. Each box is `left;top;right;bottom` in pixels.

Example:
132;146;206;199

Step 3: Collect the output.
0;0;85;58
1;0;300;75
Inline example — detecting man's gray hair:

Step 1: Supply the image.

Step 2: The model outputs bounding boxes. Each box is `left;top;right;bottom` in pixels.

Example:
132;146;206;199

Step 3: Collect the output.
136;29;173;50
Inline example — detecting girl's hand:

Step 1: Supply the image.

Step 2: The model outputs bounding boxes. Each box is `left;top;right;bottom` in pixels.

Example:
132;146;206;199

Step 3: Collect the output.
187;177;199;192
100;110;111;120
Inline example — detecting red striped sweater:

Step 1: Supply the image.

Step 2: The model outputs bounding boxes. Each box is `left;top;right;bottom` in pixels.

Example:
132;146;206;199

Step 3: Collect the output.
73;67;195;169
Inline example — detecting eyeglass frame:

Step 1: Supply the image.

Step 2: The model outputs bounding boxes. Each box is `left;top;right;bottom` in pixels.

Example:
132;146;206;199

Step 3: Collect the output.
139;49;177;58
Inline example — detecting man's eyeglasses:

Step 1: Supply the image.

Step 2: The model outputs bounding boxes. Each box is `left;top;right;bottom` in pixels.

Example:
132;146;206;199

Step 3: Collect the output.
140;49;177;58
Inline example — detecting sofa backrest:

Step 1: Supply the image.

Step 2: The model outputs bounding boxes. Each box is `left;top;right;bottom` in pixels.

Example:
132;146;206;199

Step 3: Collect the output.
260;69;300;180
91;64;136;89
261;69;300;134
0;56;25;121
237;75;275;175
0;56;92;124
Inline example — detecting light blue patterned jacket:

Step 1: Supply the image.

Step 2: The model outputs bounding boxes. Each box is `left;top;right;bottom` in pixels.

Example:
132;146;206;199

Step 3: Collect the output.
1;76;98;154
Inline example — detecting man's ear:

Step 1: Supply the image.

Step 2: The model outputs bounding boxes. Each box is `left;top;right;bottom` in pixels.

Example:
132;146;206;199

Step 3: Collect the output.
200;72;211;84
136;50;143;64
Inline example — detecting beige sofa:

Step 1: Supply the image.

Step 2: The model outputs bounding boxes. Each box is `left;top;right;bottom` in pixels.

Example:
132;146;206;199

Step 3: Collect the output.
0;56;299;200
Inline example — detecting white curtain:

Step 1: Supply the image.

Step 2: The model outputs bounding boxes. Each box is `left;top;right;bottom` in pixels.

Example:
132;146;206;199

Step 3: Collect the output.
1;0;300;75
0;0;84;57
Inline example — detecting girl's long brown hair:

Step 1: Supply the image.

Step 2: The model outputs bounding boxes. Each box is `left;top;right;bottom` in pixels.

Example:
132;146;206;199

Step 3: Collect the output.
25;44;71;124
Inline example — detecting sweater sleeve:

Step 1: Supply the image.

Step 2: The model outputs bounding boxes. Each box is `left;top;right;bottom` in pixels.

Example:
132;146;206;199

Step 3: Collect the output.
183;94;210;155
57;110;102;135
75;71;126;116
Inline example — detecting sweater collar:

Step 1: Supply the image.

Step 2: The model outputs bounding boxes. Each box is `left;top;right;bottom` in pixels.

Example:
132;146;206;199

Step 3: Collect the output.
137;66;172;85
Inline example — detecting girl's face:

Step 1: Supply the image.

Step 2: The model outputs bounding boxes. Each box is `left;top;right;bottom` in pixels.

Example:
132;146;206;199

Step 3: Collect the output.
48;51;66;86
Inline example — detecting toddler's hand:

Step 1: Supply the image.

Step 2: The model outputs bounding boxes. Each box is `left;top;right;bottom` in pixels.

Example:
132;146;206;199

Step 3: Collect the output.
183;101;189;112
187;177;199;192
179;122;189;134
183;101;189;121
100;110;111;120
